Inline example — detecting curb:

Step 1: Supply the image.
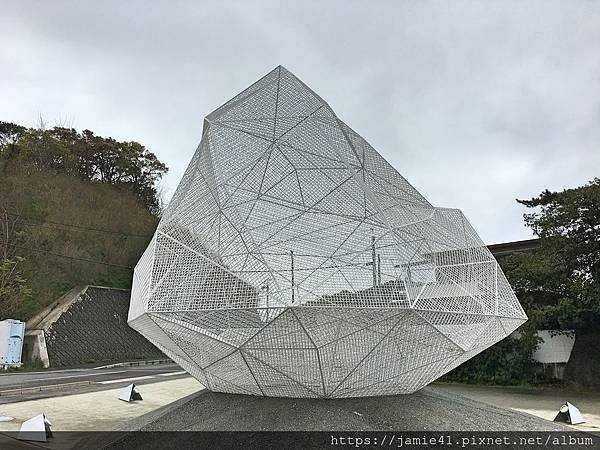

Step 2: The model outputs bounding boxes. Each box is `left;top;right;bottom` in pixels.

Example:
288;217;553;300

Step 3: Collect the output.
92;359;172;370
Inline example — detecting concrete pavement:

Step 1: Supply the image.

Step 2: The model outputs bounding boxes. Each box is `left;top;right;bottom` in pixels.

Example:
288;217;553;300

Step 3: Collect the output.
0;376;203;433
434;382;600;434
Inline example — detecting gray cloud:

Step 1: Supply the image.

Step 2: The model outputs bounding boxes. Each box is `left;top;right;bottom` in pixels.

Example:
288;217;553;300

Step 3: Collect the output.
2;1;599;243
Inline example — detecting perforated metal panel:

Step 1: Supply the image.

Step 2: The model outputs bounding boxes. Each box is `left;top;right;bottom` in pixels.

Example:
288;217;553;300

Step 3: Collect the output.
128;66;527;398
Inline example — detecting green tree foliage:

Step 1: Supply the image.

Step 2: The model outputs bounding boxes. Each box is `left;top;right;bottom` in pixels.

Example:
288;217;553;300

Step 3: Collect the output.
513;179;600;386
443;321;541;385
0;208;32;317
0;121;166;320
516;179;600;327
0;257;32;319
444;178;600;386
0;122;26;148
0;122;167;214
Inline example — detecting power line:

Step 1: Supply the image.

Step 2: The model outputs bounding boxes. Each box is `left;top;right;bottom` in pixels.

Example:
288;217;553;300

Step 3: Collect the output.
5;212;153;239
5;243;134;270
18;220;151;239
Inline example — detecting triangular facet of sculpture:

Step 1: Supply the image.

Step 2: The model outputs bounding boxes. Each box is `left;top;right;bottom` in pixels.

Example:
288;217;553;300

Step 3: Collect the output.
119;383;143;402
18;414;52;442
129;65;528;398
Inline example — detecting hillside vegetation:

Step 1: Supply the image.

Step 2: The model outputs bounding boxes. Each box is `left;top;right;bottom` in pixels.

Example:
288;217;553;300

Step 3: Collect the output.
0;121;166;320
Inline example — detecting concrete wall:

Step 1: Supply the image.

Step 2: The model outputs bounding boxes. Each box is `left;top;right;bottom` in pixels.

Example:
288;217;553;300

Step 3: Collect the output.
24;286;164;367
532;330;575;381
532;330;575;364
508;329;576;381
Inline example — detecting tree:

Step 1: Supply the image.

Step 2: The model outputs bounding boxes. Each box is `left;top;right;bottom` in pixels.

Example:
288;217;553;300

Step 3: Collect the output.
0;208;31;319
0;122;27;152
443;179;600;386
0;122;168;214
0;257;32;319
510;178;600;386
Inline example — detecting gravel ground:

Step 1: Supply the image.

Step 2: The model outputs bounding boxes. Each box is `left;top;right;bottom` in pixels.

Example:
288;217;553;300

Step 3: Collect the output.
84;386;597;450
116;386;572;432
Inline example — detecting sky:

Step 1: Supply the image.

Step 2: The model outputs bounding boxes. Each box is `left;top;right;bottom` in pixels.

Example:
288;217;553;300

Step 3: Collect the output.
1;1;599;244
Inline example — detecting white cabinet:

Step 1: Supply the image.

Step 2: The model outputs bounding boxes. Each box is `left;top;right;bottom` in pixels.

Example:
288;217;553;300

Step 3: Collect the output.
0;319;26;367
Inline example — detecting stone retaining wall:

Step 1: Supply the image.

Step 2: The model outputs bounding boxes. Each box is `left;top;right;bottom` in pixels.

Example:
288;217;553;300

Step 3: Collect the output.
24;286;164;367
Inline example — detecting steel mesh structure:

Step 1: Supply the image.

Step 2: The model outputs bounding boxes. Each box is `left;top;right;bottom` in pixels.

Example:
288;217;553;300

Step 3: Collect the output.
129;66;527;398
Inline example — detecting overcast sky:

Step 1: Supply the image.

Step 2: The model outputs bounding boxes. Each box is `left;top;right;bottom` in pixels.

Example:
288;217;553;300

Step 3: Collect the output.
2;1;599;244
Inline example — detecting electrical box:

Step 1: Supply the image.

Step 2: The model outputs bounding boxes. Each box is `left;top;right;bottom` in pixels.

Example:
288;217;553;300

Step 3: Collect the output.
0;319;26;367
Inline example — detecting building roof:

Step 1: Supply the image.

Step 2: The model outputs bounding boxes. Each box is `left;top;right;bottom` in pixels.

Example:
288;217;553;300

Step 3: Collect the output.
487;238;540;257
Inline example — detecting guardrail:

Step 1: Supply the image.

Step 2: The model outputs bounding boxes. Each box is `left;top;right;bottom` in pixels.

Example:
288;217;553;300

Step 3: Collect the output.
0;380;93;397
93;359;172;370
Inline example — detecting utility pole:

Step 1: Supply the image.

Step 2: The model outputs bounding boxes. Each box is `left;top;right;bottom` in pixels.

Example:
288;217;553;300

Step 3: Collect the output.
263;280;270;308
291;250;295;304
371;233;376;287
262;280;270;321
377;254;381;286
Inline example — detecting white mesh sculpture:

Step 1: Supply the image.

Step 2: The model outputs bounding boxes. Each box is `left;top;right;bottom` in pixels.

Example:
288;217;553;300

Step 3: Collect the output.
129;66;527;398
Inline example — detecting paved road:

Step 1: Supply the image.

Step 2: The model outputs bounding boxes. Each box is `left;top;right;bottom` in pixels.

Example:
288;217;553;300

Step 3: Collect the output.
0;363;184;390
0;363;187;403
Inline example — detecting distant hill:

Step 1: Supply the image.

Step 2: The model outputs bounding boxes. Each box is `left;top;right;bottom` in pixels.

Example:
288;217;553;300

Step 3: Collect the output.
0;121;165;320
